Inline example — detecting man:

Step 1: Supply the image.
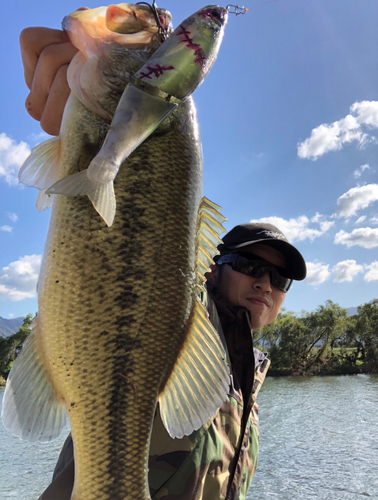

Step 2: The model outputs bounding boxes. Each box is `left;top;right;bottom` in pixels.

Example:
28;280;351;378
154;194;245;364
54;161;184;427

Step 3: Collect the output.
19;26;306;500
38;223;306;500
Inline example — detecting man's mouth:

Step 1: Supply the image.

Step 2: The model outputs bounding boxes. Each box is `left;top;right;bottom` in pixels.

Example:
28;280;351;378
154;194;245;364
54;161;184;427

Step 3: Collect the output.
246;296;269;307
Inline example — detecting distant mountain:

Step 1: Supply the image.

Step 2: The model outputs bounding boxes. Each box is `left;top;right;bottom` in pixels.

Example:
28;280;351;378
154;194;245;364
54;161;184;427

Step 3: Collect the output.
0;317;24;338
347;307;358;317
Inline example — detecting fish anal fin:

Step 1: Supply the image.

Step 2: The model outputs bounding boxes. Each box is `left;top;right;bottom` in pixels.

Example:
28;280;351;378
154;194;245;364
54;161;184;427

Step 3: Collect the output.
18;136;61;190
158;298;230;439
1;317;67;442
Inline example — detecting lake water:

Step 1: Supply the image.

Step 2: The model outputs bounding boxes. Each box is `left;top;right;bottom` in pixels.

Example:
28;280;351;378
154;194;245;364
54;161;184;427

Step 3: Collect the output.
1;374;378;499
249;374;378;500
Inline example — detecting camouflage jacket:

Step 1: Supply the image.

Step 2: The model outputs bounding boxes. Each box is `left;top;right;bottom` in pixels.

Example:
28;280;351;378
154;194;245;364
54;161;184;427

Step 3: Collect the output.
39;291;270;500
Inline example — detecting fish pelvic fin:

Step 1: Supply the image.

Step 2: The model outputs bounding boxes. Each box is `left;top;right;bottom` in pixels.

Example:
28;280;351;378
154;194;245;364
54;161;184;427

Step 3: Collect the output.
18;136;61;191
1;317;67;442
158;197;228;439
47;169;116;227
36;189;54;212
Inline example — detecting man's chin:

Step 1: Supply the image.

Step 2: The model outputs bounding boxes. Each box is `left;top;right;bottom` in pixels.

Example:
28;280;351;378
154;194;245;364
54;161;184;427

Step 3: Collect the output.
246;309;267;329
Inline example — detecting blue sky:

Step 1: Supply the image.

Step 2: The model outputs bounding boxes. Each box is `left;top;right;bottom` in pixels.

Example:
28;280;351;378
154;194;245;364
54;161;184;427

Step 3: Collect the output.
1;0;378;319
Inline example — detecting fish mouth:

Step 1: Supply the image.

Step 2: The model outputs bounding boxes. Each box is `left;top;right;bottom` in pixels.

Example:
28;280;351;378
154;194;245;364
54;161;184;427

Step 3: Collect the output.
63;3;172;44
105;4;172;35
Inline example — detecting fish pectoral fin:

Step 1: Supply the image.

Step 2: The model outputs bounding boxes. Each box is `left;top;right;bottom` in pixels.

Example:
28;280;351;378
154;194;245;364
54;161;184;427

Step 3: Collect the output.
47;170;116;227
1;317;67;442
36;189;54;212
158;298;230;439
18;136;61;191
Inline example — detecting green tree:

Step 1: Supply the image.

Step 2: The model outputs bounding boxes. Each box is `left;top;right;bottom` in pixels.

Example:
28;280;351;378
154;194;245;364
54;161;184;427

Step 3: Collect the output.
256;310;309;375
303;300;351;366
348;299;378;370
256;301;351;375
0;314;33;378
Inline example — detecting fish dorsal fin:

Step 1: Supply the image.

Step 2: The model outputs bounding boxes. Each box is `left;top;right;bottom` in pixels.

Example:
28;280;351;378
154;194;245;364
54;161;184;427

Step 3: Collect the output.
18;136;61;191
195;197;226;289
1;317;67;442
158;197;228;439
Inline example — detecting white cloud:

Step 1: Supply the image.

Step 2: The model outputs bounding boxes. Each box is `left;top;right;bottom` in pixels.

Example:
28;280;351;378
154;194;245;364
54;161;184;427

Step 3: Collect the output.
0;255;41;301
0;225;12;232
310;213;322;223
364;262;378;282
335;227;378;248
354;164;370;178
356;216;366;224
332;260;364;282
335;184;378;218
297;101;378;160
0;133;31;185
370;217;378;225
351;101;378;127
7;212;18;222
249;215;334;243
8;313;14;318
305;262;331;285
319;220;334;232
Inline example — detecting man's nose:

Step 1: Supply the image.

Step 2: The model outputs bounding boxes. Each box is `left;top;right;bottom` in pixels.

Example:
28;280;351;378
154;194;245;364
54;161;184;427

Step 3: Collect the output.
252;272;272;293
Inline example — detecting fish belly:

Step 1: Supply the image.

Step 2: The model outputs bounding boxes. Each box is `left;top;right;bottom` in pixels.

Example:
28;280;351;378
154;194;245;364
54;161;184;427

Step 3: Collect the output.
37;100;202;500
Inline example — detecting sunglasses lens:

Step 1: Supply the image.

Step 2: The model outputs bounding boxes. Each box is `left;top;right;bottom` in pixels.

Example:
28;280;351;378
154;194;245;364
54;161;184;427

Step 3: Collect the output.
232;254;292;292
272;271;292;292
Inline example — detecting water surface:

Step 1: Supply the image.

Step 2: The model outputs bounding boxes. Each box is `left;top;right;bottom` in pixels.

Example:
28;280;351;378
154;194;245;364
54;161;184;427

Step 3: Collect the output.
249;374;378;499
1;375;377;499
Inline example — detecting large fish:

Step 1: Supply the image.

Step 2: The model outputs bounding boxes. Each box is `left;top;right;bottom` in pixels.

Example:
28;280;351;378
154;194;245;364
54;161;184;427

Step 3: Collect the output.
2;4;230;500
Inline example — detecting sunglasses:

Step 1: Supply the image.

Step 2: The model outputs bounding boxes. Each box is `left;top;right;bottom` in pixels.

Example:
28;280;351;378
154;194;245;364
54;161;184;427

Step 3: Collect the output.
216;252;293;293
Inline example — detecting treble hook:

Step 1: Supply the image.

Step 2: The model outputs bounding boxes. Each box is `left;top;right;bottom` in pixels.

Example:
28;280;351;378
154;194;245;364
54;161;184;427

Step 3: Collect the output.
136;0;168;42
226;4;249;15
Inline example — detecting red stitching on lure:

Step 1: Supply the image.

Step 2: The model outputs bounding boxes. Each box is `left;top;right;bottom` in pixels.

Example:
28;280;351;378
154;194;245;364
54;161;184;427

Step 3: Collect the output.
176;25;207;70
138;63;175;80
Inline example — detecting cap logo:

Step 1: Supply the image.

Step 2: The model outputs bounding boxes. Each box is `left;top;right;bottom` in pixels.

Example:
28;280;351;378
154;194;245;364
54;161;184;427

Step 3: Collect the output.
256;230;285;240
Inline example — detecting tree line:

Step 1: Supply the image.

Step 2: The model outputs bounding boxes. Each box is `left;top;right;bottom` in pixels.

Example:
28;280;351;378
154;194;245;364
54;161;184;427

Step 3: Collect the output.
0;314;33;385
1;300;377;384
254;299;378;376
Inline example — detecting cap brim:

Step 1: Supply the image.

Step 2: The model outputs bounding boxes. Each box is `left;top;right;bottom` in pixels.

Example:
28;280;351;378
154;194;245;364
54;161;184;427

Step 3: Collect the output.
225;239;307;280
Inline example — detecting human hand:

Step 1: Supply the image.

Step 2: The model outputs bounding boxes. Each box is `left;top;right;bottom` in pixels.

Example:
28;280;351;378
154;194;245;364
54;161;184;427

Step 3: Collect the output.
20;27;78;136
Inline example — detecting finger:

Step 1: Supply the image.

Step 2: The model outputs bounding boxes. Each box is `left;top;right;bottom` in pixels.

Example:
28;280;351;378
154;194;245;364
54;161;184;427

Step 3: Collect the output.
20;27;71;89
40;65;71;136
26;42;78;122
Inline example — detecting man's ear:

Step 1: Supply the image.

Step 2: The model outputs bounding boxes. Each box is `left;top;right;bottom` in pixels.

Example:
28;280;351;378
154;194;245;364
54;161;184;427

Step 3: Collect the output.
205;263;218;284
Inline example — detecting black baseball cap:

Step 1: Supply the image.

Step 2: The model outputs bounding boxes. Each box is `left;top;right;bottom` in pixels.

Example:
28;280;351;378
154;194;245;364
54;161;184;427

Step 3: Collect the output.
216;223;306;280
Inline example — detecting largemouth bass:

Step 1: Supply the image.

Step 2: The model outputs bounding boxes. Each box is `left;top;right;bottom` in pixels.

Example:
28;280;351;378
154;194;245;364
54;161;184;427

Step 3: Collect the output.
3;4;230;500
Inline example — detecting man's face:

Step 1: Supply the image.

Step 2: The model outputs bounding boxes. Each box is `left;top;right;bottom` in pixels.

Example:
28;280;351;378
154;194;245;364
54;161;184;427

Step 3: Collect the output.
212;243;287;329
